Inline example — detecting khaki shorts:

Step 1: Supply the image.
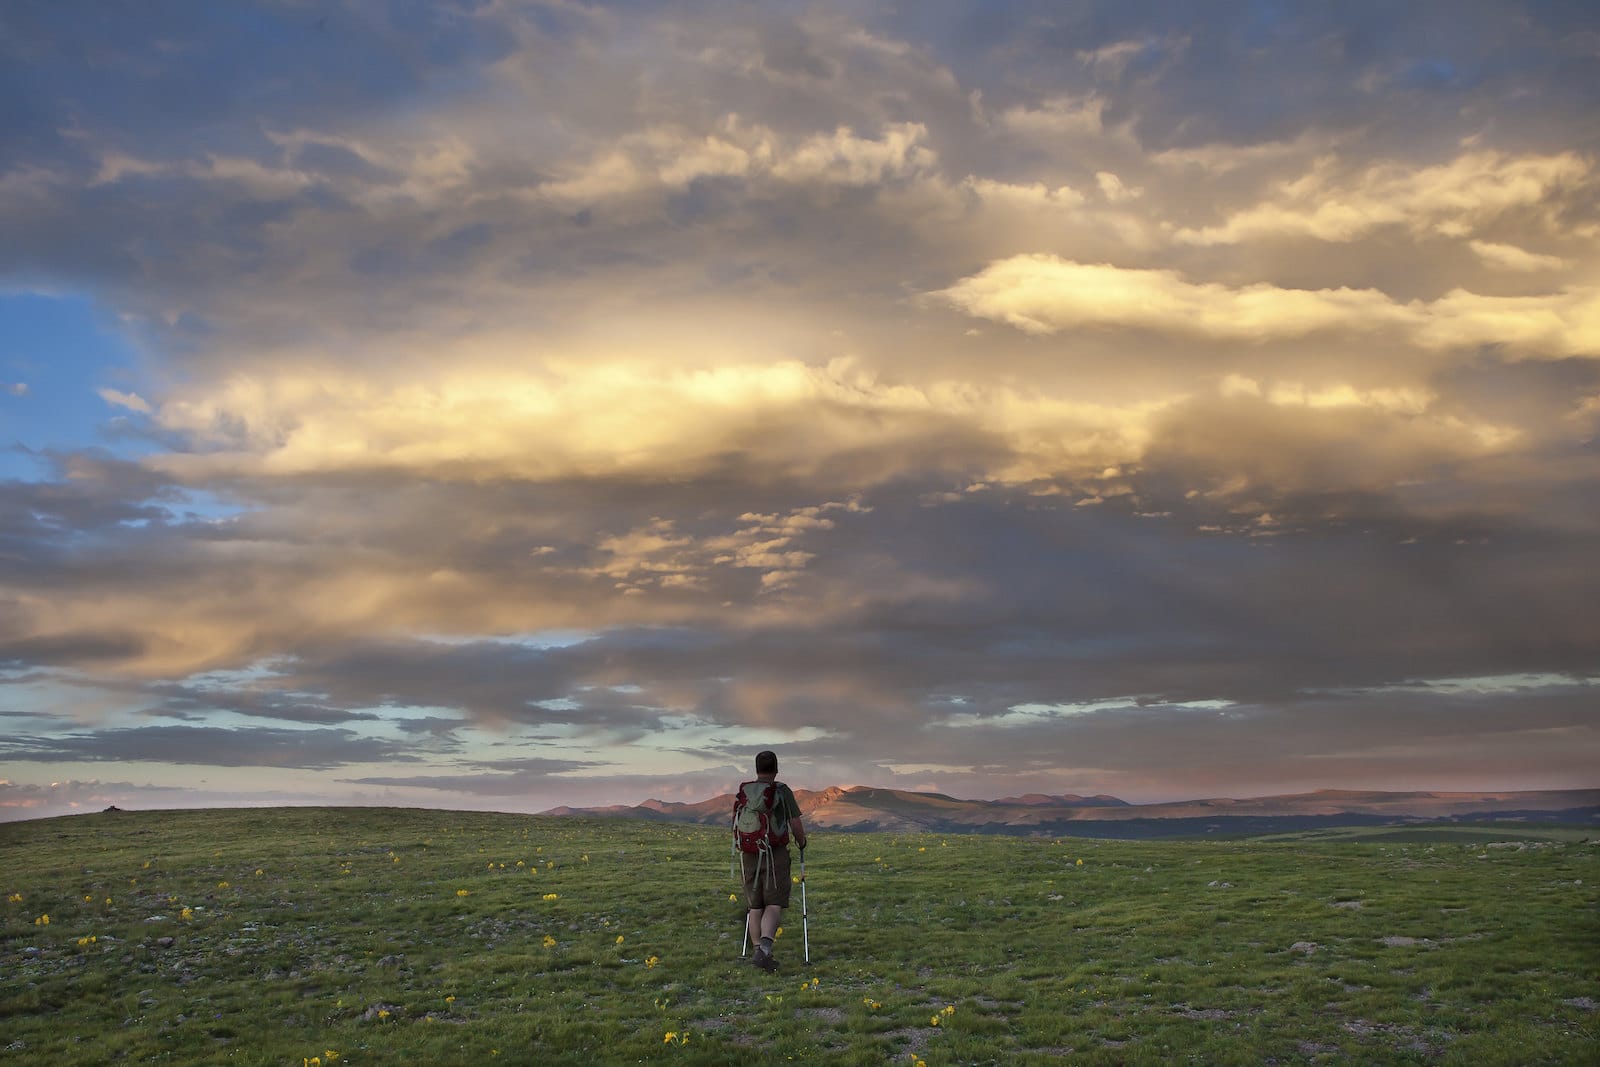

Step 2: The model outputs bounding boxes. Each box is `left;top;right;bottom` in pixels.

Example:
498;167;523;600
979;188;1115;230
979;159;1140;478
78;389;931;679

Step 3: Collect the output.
740;847;792;909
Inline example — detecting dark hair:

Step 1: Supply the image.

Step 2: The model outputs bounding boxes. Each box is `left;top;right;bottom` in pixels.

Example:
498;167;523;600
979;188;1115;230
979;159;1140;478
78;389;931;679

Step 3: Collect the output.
755;750;777;775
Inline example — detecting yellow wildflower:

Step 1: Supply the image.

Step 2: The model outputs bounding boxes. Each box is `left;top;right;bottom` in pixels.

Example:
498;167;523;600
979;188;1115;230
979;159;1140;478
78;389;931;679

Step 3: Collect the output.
516;861;525;868
377;1009;390;1019
646;955;659;968
180;907;193;921
445;995;455;1004
34;914;49;926
325;1053;339;1064
616;935;624;945
6;893;21;903
1076;858;1084;866
943;1005;955;1015
254;869;263;877
542;893;559;901
663;1032;677;1044
729;893;737;901
775;926;783;938
542;935;557;948
216;881;229;889
931;1014;941;1027
456;889;470;897
105;897;113;905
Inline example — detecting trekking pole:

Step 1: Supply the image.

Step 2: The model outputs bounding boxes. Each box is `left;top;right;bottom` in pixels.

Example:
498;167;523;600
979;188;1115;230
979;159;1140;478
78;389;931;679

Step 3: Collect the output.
800;846;809;964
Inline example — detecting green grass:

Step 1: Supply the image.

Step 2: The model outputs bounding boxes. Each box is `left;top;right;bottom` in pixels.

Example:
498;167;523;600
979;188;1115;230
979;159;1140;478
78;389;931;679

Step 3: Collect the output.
3;807;1596;1065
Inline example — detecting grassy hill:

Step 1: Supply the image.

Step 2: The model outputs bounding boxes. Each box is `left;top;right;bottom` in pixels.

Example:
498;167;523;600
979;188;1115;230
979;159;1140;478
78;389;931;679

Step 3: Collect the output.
2;807;1596;1065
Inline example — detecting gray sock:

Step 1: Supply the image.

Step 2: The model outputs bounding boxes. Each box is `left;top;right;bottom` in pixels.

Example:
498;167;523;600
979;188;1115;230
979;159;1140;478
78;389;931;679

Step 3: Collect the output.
759;936;774;956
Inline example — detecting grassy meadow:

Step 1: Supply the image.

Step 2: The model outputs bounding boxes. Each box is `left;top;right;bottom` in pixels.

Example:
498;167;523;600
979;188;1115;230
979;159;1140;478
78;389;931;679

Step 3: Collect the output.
2;807;1595;1065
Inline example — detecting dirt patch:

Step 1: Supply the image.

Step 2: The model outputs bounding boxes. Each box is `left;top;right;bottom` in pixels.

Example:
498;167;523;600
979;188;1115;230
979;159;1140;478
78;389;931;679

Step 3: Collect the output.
1379;935;1437;948
1562;997;1598;1011
884;1027;937;1054
798;1007;845;1024
1170;1004;1234;1020
1342;1019;1449;1056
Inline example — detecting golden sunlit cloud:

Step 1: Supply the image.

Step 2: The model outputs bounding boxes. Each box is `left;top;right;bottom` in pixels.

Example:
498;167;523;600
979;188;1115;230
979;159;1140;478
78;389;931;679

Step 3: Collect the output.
933;255;1600;356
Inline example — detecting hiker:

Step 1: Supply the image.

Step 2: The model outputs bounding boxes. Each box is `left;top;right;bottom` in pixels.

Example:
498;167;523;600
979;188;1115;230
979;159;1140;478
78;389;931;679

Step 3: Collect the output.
734;749;807;972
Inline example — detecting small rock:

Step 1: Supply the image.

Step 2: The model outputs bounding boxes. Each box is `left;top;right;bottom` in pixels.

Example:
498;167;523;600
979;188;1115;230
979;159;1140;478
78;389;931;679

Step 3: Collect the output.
22;947;41;959
1290;941;1320;955
1562;997;1597;1011
1207;880;1233;889
157;937;175;948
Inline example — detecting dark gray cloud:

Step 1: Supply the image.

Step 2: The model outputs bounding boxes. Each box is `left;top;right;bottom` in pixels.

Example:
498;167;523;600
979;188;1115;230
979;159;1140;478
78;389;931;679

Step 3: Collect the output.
0;725;420;770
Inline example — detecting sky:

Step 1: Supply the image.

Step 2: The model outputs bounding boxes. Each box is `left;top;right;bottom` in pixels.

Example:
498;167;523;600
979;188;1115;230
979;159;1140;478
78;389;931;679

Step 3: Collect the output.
2;1;1599;822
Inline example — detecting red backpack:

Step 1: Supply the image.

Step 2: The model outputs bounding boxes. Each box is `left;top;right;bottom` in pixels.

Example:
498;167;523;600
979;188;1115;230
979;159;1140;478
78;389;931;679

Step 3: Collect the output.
732;780;790;854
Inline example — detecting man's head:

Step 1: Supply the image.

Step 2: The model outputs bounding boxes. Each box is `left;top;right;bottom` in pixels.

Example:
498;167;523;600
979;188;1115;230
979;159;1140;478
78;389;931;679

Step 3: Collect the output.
755;749;777;777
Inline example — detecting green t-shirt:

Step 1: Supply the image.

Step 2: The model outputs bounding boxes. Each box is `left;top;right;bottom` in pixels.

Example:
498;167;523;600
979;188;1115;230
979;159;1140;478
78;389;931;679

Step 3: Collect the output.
771;781;801;822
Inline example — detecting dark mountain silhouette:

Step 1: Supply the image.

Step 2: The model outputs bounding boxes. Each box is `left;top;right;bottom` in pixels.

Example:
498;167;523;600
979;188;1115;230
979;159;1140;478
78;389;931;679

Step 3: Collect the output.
542;785;1600;838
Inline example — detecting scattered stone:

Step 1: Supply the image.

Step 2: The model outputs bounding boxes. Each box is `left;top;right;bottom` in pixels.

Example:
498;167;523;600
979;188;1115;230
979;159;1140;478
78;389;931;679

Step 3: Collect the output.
6;1040;26;1052
1562;997;1598;1011
22;947;41;959
145;916;167;923
157;937;175;949
1331;900;1363;909
1380;936;1437;948
1207;880;1234;889
375;954;405;968
362;1003;403;1021
1290;941;1321;955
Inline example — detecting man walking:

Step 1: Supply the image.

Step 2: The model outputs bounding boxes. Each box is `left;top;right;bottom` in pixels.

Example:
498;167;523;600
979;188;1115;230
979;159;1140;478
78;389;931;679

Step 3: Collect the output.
736;749;807;972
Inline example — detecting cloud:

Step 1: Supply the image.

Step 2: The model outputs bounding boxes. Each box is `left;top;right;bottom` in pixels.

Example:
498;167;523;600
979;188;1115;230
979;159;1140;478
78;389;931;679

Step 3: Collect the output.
932;255;1600;357
0;2;1597;809
1468;240;1570;273
1173;150;1591;245
0;725;420;769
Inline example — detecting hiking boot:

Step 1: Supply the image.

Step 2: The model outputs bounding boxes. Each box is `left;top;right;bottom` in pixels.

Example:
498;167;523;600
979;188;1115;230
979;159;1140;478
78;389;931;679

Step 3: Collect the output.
751;951;778;973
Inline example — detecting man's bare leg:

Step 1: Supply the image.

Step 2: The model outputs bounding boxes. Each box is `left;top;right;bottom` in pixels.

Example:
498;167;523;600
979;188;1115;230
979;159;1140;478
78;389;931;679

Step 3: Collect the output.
747;908;762;953
759;904;782;957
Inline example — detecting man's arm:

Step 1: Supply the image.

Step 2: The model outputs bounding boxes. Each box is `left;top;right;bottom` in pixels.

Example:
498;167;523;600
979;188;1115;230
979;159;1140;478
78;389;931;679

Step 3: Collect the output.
790;814;807;851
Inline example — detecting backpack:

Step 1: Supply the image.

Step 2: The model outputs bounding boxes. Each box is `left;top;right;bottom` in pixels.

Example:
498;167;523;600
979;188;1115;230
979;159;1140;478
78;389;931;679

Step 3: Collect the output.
732;779;791;854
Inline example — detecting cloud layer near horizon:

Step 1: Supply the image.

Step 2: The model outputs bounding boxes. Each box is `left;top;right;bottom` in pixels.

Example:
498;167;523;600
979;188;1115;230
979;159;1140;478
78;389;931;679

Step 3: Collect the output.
2;1;1597;818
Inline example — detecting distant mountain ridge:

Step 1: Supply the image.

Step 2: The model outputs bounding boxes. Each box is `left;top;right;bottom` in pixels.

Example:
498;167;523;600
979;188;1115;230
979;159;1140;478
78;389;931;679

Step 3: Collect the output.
542;786;1600;838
